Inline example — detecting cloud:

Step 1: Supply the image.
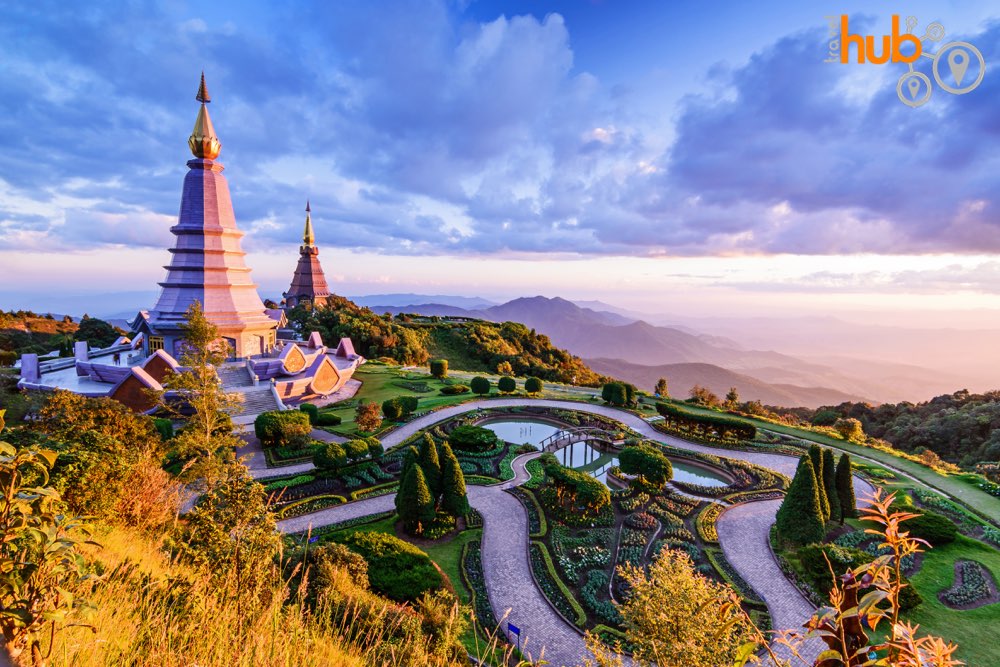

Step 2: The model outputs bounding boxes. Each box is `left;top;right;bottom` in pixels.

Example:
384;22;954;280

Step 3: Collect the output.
0;4;997;262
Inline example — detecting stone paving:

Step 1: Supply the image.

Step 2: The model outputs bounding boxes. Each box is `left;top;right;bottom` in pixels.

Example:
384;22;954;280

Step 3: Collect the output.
264;397;880;666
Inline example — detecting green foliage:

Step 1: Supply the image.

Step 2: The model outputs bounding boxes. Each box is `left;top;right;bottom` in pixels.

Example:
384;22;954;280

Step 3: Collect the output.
809;444;831;522
429;359;448;379
381;398;404;421
776;456;826;546
173;463;280;609
497;376;516;394
439;384;469;395
469;376;490;396
822;447;840;523
287;295;430;365
655;401;756;440
366;437;384;459
903;510;959;546
74;315;121;348
541;459;611;517
439;442;469;517
602;381;630;406
315;412;342;427
833;417;865;443
836;452;857;522
344;439;370;461
447;425;499;452
418;433;442;498
524;376;543;394
396;464;436;535
254;410;311;448
618;442;673;488
335;531;442;602
0;440;93;659
299;402;319;425
153;418;174;441
313;442;347;472
654;377;668;397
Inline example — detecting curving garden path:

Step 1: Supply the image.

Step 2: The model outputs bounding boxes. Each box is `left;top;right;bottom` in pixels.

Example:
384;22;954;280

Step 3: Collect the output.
270;399;876;666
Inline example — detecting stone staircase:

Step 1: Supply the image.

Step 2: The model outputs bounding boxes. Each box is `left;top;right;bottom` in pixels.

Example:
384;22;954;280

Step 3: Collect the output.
216;363;254;389
237;389;279;415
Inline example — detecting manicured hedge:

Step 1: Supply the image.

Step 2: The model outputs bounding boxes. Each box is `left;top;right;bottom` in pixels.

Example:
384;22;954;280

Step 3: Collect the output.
336;531;441;602
440;384;470;395
696;502;723;544
278;494;347;518
655;402;756;440
448;425;500;452
507;487;547;537
315;412;342;426
254;410;312;448
349;482;399;501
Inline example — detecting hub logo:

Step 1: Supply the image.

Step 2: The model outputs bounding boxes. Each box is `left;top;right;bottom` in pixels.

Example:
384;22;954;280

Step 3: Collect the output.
824;15;985;107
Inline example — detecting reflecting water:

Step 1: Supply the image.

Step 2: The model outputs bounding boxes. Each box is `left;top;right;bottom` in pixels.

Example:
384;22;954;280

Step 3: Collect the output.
480;419;730;488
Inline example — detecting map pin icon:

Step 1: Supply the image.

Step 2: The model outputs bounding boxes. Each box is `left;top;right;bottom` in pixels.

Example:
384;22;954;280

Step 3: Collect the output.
907;77;921;100
948;50;969;86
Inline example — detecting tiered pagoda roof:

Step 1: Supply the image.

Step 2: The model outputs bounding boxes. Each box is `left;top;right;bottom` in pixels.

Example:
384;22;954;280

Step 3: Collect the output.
283;201;331;308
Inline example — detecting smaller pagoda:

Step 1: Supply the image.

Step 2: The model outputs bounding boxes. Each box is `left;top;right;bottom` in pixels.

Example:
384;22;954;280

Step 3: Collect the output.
283;201;332;309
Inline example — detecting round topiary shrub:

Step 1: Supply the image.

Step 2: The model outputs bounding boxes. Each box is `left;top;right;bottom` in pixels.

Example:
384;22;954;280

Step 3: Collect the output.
470;376;491;396
336;531;442;602
447;425;499;452
497;376;517;394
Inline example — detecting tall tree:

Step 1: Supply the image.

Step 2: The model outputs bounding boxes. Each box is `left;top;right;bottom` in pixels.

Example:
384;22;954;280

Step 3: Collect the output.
822;448;841;523
397;464;435;535
654;377;668;397
775;456;826;545
438;443;469;517
418;433;442;500
159;301;242;487
836;452;857;523
724;387;740;409
618;548;754;667
809;444;831;522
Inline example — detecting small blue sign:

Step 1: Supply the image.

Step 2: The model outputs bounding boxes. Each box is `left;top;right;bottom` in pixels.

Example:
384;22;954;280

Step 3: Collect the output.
508;622;520;636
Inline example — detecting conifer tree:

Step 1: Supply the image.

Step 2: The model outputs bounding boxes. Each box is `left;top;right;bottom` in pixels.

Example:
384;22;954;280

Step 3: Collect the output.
397;464;435;534
418;433;442;500
438;442;469;517
775;456;825;545
809;444;830;522
822;447;841;523
836;452;857;523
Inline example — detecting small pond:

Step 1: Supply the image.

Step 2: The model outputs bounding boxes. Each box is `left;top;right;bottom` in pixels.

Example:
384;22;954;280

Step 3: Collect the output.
480;419;730;488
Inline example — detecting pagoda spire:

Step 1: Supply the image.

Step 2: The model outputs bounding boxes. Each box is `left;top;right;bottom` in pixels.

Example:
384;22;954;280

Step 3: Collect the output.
303;200;315;245
188;72;221;159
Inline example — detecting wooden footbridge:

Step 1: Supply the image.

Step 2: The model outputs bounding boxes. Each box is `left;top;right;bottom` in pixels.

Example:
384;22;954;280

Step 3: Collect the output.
539;427;623;452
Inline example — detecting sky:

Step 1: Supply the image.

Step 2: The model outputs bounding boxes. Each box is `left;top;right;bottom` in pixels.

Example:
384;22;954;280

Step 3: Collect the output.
1;0;999;325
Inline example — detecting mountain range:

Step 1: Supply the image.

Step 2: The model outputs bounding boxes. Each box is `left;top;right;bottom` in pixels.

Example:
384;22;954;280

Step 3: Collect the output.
366;295;985;408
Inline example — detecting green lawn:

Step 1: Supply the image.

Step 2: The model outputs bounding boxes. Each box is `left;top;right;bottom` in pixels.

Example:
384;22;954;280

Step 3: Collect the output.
664;400;1000;521
905;534;1000;667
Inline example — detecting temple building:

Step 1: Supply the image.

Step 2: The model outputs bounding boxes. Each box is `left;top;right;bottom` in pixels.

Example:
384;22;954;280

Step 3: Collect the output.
283;201;331;309
18;75;363;415
131;73;279;359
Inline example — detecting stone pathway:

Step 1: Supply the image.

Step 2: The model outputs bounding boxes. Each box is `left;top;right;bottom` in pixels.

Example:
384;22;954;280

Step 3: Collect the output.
264;398;879;665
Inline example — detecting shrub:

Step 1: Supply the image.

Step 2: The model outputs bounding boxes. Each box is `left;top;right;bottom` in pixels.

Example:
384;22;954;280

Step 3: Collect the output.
299;403;319;425
440;384;469;395
618;443;672;487
524;377;543;395
775;456;825;546
497;376;516;394
901;510;958;546
336;531;441;602
448;425;499;452
344;439;370;461
470;376;491;396
315;412;342;427
381;398;404;422
153;418;174;441
254;410;312;448
365;437;384;459
313;442;347;472
430;359;448;379
354;402;382;433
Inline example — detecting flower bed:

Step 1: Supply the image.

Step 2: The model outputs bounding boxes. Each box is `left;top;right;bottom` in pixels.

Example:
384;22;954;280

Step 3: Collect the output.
580;569;621;625
263;474;316;492
551;525;613;582
529;541;587;627
625;511;656;530
507;487;546;537
301;510;394;540
462;541;504;637
278;494;347;518
696;502;724;544
940;560;996;608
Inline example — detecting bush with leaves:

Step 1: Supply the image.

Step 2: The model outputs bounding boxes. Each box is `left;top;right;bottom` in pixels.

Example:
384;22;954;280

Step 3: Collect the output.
440;384;469;395
524;376;543;395
447;424;500;452
497;376;517;394
335;531;442;602
470;376;491;396
299;402;319;425
429;359;448;379
254;410;312;449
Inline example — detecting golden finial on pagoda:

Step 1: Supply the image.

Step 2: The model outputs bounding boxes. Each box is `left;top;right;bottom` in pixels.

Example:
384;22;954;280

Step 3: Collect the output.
188;71;222;159
303;201;315;245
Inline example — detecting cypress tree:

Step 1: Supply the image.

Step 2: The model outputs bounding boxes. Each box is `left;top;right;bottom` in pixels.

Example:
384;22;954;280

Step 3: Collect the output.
822;448;840;523
397;464;435;535
439;442;470;517
418;433;442;500
836;453;857;523
809;444;830;522
775;456;826;546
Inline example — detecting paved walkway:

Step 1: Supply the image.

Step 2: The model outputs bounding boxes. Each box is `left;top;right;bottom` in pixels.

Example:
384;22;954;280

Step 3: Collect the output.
267;398;877;666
